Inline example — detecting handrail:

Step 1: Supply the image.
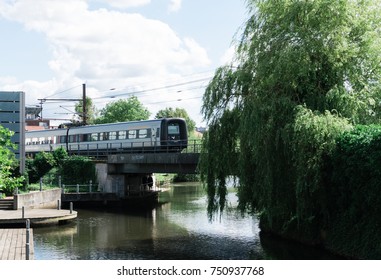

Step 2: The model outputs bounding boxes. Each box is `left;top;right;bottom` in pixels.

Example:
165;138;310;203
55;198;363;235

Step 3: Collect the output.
66;139;203;159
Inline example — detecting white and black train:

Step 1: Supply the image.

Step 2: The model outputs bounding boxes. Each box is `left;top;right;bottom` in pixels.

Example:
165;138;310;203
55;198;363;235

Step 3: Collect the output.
25;118;188;156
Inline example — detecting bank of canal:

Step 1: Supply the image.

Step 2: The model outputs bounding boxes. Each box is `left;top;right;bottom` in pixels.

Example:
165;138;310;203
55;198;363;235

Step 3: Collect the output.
32;183;341;260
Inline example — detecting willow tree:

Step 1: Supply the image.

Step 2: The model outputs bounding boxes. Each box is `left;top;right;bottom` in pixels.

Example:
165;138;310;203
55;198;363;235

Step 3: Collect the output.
201;0;381;241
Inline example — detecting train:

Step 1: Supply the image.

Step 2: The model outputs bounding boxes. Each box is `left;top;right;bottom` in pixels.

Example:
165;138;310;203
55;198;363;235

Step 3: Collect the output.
25;118;188;156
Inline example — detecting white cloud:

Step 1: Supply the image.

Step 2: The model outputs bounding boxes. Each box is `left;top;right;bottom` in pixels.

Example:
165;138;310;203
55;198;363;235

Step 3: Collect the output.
98;0;151;9
168;0;182;13
0;0;211;124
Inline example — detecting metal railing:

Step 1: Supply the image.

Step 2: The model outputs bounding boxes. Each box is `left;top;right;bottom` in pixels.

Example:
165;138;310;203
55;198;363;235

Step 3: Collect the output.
61;180;98;193
66;139;202;159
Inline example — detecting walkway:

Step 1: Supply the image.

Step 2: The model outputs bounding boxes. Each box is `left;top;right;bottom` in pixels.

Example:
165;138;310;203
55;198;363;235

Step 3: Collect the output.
0;208;77;227
0;228;34;260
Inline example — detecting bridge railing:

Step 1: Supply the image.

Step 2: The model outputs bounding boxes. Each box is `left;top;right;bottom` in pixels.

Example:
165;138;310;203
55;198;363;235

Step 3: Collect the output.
66;139;202;158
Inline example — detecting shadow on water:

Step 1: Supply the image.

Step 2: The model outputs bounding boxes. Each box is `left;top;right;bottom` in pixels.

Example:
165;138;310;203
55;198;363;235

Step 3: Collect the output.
259;231;345;260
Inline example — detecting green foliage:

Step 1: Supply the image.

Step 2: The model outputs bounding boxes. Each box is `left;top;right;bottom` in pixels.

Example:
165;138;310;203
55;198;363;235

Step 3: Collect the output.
155;107;196;133
52;147;68;169
291;106;352;237
201;0;381;251
326;125;381;258
199;108;240;215
27;148;95;187
61;156;97;185
75;96;97;124
0;125;24;195
95;96;150;124
28;152;56;183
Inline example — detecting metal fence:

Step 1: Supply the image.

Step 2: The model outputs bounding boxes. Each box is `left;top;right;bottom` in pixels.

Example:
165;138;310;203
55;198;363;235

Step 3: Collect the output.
67;139;202;159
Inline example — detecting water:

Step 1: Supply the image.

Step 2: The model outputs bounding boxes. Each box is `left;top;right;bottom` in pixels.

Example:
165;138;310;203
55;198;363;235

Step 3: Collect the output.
33;183;340;260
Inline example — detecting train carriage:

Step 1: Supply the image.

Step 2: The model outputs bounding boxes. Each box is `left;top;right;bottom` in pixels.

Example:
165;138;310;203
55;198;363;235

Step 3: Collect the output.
25;118;188;157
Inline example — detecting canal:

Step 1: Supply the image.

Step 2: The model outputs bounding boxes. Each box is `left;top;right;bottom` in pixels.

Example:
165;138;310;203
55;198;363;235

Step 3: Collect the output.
33;182;340;260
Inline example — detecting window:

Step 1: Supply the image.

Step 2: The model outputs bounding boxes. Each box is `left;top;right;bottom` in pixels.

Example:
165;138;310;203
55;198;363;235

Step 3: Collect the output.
60;136;67;143
168;124;180;135
99;132;109;141
119;131;127;140
138;129;148;139
128;130;137;139
109;131;117;140
69;135;77;143
91;133;98;141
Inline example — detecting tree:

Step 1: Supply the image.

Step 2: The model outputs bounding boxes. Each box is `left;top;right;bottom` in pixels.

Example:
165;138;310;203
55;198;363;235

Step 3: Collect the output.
0;125;24;195
155;107;196;133
95;96;150;124
74;96;97;125
201;0;381;242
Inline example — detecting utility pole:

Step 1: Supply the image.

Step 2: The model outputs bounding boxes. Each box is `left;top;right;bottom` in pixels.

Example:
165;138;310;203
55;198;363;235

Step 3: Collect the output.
38;84;87;126
82;83;87;125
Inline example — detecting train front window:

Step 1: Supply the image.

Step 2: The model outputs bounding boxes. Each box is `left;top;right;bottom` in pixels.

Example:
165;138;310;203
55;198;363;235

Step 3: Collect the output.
168;124;180;135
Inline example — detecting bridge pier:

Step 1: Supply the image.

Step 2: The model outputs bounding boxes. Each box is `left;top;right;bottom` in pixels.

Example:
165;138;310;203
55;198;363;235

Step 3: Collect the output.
80;152;199;207
95;163;156;196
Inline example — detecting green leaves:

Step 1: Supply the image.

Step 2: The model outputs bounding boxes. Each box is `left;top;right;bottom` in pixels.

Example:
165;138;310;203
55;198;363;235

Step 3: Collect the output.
95;96;150;124
155;107;196;133
0;125;23;195
200;0;381;245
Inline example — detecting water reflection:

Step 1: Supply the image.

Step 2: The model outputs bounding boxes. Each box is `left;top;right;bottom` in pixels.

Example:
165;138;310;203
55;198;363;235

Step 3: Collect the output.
33;182;340;260
34;183;262;260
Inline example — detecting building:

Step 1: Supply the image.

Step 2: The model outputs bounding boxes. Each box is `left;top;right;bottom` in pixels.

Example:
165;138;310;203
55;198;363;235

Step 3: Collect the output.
25;106;58;131
0;92;25;173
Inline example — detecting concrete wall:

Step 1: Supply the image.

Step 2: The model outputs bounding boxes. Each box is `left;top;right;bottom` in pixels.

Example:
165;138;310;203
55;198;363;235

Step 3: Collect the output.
14;189;61;209
95;163;125;196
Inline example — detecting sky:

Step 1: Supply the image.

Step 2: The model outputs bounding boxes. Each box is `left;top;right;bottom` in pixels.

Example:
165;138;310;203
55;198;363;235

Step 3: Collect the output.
0;0;248;127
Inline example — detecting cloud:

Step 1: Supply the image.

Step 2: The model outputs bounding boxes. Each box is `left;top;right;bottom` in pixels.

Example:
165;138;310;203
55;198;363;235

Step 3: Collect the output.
0;0;210;79
98;0;151;9
168;0;182;13
0;0;210;122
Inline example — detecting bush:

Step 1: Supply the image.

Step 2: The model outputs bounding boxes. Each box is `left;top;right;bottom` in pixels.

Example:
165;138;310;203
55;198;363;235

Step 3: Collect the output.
61;156;97;185
326;125;381;258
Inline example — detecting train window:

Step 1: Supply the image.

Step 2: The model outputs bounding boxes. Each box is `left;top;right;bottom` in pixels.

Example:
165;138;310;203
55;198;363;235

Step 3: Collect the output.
157;128;160;138
26;138;31;145
39;137;45;144
119;131;127;140
82;134;89;142
168;124;180;135
91;133;98;141
128;130;137;139
99;132;109;141
69;135;77;143
60;136;67;143
138;129;148;139
109;131;117;140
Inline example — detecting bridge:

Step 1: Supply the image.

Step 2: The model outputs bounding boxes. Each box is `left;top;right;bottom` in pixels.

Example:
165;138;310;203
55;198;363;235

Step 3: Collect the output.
66;139;201;174
61;139;202;207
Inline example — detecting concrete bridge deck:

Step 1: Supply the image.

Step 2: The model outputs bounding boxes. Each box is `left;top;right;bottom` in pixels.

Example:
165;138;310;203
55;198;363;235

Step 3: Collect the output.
107;152;200;174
